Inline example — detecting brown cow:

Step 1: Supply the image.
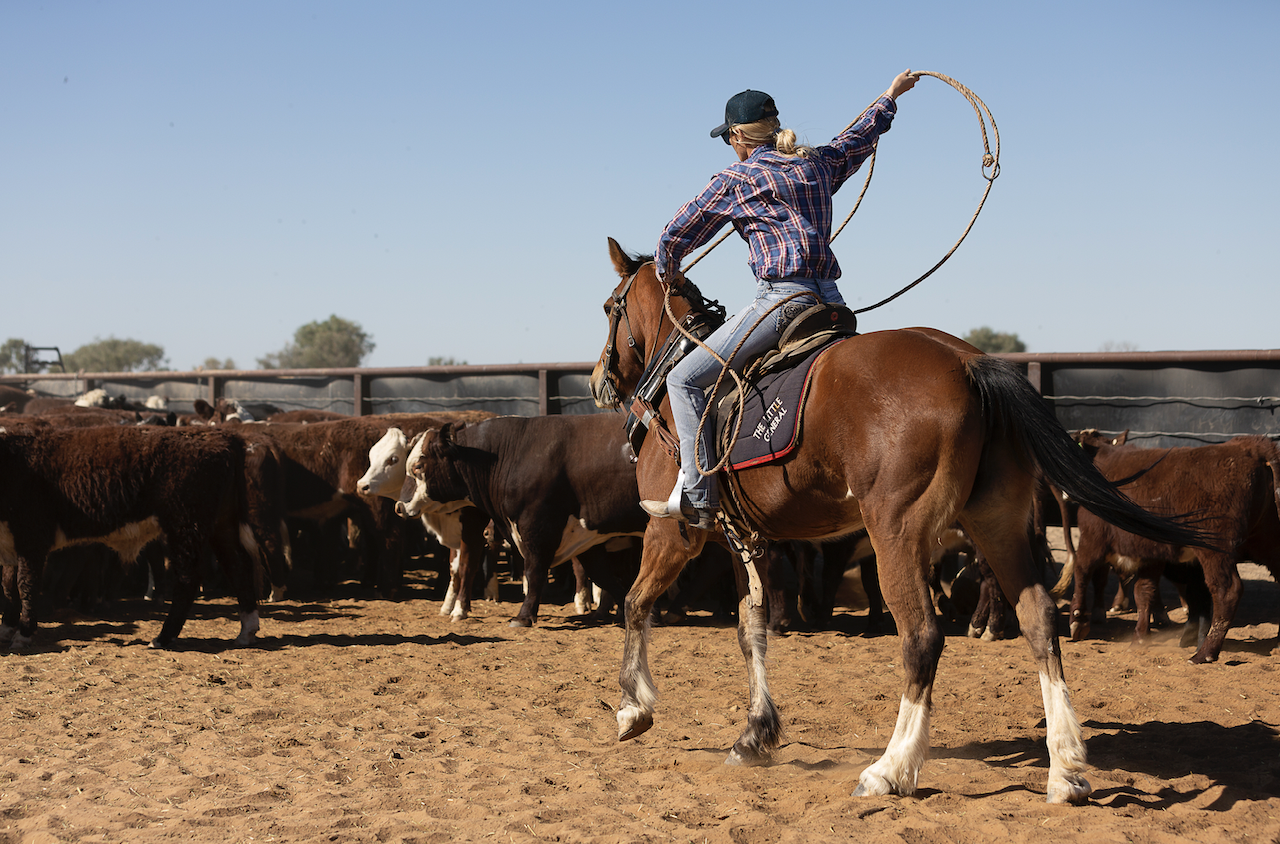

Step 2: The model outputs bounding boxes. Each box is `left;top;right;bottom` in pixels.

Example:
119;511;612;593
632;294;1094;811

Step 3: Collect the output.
1070;433;1280;662
0;426;264;651
398;414;648;627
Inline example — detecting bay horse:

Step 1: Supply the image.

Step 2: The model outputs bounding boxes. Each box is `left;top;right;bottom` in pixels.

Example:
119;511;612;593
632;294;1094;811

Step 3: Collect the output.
588;238;1208;804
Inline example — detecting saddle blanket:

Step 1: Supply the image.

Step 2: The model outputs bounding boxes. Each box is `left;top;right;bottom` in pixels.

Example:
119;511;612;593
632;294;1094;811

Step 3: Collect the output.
720;336;851;471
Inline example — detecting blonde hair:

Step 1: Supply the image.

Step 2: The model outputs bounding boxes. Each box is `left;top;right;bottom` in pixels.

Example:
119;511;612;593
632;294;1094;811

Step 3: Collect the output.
732;116;814;159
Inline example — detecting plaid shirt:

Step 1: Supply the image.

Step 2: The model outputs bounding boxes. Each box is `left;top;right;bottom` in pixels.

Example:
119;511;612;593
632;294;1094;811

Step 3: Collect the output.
656;95;897;283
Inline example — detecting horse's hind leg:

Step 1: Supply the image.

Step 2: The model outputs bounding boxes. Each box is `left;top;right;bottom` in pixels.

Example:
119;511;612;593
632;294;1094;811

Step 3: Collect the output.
617;521;703;742
854;529;943;798
965;514;1091;804
726;550;783;766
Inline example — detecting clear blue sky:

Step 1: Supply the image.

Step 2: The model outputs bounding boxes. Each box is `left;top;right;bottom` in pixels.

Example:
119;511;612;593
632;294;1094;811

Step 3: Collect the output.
3;1;1276;370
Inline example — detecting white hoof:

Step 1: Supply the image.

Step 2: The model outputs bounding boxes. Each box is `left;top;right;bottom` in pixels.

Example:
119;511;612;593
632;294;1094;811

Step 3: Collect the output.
617;705;654;741
233;611;260;646
1047;773;1092;804
853;770;896;797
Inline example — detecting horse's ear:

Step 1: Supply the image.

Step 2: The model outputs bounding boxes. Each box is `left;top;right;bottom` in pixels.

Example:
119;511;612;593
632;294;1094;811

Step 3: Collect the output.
1113;429;1130;446
193;399;214;419
608;237;640;279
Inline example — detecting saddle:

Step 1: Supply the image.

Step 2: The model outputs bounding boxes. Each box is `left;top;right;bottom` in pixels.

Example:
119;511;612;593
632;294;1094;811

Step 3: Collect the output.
623;302;857;472
714;304;858;470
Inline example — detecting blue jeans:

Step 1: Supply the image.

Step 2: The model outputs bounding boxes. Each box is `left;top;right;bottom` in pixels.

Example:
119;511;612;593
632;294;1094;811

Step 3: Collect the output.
667;278;843;509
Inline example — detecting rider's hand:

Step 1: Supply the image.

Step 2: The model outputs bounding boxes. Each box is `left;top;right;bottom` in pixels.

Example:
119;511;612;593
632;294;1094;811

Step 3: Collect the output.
887;69;921;101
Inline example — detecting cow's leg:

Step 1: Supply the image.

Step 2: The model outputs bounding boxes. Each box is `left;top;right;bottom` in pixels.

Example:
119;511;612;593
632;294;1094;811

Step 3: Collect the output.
510;542;554;627
617;520;704;742
861;554;887;636
450;508;489;621
853;524;941;799
726;550;783;766
970;514;1090;803
1178;564;1212;648
2;556;41;651
150;534;205;649
1189;555;1243;664
572;558;592;615
0;564;19;645
1130;571;1158;643
150;577;200;649
439;549;461;616
213;524;262;646
967;552;993;639
1069;532;1105;641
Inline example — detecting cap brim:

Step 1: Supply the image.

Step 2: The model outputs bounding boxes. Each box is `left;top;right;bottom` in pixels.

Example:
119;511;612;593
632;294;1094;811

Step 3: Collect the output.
710;121;732;144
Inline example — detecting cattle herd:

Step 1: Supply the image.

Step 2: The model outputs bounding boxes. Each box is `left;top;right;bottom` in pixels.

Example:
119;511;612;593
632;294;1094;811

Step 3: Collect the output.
0;381;1275;654
0;380;1278;796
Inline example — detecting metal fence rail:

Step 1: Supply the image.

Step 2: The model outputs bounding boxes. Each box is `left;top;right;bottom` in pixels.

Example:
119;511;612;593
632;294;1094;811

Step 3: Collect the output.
5;349;1279;445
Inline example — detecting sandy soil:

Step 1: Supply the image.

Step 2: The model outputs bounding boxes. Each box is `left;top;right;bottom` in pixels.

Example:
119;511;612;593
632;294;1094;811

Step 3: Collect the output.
2;534;1278;844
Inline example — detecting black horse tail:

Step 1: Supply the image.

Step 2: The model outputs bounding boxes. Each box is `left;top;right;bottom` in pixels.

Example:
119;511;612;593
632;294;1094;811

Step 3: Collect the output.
965;355;1213;550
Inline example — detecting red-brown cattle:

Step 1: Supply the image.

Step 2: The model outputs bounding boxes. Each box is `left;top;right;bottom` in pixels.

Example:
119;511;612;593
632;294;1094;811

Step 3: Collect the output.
0;426;264;650
1071;433;1280;662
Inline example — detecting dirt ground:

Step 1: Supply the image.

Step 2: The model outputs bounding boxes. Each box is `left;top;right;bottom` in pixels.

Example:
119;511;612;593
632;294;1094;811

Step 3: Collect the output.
2;531;1278;844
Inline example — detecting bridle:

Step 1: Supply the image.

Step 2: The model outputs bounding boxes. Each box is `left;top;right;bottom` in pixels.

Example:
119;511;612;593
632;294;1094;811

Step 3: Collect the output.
600;269;643;385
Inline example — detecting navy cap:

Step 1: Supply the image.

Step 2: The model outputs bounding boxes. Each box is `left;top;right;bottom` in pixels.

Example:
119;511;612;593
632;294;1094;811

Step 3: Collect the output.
710;90;779;144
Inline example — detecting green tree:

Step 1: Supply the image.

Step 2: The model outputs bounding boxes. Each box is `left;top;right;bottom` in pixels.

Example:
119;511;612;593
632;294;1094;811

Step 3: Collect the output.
199;357;237;371
62;337;168;373
427;355;467;366
962;326;1026;354
0;338;29;374
257;315;375;369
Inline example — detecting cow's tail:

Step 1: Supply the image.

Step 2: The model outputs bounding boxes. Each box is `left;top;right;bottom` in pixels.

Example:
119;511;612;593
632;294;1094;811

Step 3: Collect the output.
965;355;1213;550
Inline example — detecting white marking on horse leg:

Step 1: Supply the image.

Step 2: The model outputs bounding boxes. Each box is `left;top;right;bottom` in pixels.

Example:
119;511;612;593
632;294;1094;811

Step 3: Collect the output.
1039;670;1091;803
857;696;931;797
234;610;260;645
592;584;603;606
727;596;779;766
617;616;657;740
574;586;591;615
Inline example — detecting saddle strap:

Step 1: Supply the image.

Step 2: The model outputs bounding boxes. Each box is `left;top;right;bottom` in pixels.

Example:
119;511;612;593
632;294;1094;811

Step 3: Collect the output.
629;397;681;464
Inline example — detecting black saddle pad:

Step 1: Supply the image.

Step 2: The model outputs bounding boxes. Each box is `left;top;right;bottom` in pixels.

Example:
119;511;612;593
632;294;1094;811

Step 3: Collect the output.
719;336;852;470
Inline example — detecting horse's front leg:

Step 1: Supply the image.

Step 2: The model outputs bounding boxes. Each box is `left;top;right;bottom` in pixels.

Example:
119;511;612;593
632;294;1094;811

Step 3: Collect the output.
617;519;703;741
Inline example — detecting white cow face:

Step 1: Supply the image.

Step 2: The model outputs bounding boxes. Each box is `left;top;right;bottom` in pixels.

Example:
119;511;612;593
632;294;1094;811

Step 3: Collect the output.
357;427;410;499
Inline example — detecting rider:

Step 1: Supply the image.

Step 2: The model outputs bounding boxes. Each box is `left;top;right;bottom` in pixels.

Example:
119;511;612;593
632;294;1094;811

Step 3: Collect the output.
640;69;921;529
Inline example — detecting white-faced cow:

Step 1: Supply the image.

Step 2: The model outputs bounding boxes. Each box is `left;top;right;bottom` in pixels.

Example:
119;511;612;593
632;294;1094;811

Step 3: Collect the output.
0;426;264;651
236;412;494;598
397;413;648;627
358;422;495;620
1070;432;1280;662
